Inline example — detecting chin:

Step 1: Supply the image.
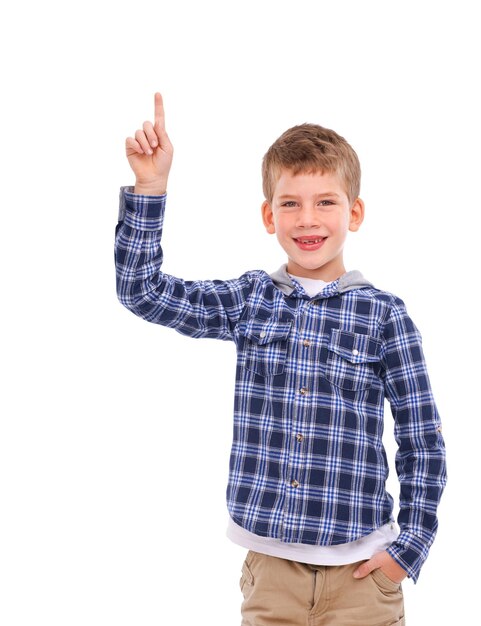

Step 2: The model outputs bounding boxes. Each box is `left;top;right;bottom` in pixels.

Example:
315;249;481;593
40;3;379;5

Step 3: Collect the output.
296;259;326;271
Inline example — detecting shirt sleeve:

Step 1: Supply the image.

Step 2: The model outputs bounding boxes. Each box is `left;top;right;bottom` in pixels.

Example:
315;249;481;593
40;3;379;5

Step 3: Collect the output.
381;296;447;582
114;187;252;340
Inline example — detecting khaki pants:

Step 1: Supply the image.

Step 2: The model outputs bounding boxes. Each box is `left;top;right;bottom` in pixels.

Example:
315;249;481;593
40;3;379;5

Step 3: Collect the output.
240;551;405;626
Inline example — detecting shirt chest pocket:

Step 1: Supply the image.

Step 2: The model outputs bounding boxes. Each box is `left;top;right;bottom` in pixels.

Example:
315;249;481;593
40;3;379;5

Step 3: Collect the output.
325;329;382;391
238;319;292;377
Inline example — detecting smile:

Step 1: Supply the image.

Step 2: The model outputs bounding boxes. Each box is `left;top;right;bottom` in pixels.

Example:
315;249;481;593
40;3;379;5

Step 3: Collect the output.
294;237;326;251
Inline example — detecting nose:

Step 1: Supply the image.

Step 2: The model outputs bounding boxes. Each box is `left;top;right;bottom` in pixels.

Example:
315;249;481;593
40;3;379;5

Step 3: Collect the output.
296;204;320;228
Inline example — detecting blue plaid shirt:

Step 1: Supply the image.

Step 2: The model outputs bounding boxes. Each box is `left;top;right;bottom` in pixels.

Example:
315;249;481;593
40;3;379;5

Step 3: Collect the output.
115;188;446;582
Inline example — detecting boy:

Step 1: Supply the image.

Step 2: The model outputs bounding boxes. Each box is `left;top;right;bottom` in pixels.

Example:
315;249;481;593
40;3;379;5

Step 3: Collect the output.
115;93;446;625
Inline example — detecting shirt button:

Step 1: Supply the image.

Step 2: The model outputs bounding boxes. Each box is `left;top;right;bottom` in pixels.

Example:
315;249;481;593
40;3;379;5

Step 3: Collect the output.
299;387;308;395
291;479;300;488
296;433;304;443
352;349;359;356
259;330;267;338
302;339;311;347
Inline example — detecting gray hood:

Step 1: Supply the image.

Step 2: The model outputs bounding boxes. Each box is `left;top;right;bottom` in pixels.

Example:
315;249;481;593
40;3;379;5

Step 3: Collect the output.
269;265;373;296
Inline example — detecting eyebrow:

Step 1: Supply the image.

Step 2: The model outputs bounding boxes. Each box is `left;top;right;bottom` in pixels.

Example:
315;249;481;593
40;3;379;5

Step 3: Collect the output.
277;192;341;199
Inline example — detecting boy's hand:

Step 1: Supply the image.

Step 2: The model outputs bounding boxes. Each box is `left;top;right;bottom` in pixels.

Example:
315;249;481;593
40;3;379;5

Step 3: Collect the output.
353;550;407;584
125;92;173;195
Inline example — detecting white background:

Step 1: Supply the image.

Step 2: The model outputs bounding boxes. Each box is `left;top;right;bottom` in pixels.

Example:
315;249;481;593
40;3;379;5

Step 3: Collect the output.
1;0;479;623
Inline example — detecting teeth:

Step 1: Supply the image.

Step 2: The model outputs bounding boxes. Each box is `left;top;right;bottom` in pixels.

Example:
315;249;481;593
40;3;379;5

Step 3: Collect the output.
299;238;322;243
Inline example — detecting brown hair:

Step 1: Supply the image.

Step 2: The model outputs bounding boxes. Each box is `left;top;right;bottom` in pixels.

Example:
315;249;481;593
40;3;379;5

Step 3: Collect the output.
262;123;361;204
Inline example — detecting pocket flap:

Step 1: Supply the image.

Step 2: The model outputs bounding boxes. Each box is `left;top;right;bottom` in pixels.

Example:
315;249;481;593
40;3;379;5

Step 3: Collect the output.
328;329;381;363
240;319;292;345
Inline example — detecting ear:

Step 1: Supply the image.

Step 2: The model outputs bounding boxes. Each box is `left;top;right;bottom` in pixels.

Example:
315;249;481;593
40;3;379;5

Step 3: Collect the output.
348;197;365;232
261;200;276;234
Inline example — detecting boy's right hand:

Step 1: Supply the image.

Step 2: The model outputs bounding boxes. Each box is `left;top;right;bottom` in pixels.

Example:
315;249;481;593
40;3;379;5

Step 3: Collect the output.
125;92;173;195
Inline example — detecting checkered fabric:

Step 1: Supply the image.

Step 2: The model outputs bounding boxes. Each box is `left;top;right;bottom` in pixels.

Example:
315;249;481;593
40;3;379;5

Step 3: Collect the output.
115;188;446;581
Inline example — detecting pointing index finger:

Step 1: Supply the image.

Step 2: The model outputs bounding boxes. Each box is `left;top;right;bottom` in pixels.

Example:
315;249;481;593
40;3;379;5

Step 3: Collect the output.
154;92;165;128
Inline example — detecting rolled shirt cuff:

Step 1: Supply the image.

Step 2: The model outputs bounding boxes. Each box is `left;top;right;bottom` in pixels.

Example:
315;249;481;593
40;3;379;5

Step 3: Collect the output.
387;529;434;583
118;186;166;231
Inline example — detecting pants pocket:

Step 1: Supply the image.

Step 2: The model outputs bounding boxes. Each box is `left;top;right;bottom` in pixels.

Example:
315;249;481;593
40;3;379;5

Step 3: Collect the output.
370;568;403;594
239;551;254;594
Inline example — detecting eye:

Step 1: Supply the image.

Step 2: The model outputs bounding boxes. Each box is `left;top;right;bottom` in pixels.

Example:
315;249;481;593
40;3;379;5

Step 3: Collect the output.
318;200;335;207
281;201;297;207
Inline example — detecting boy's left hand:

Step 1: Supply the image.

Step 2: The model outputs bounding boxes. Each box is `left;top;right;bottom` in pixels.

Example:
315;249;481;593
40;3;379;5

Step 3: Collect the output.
353;550;407;584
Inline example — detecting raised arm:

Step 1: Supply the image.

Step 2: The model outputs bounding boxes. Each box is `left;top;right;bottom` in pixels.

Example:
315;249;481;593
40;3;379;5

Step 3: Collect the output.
125;92;174;196
116;94;254;340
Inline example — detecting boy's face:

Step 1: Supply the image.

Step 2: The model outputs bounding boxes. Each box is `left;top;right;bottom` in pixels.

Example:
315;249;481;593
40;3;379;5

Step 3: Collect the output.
262;169;364;281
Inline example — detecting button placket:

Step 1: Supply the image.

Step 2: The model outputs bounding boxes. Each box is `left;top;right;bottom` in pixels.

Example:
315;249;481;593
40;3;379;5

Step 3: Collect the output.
286;303;311;520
